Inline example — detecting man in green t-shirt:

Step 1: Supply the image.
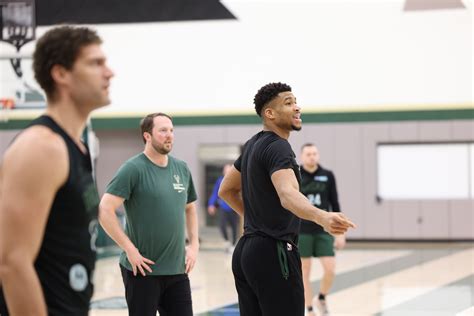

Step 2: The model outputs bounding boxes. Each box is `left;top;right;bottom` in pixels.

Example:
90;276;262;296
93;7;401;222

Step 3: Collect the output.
99;112;199;316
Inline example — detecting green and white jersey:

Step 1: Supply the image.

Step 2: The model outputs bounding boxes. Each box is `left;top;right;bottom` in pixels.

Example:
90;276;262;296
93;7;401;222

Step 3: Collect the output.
299;165;340;235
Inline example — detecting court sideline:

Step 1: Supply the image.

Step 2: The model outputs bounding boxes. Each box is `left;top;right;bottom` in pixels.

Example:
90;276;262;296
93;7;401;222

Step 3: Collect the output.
90;229;474;316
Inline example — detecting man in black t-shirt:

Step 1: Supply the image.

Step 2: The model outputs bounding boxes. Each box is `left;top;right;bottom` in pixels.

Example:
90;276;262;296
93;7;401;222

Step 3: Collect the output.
218;82;355;316
299;143;345;316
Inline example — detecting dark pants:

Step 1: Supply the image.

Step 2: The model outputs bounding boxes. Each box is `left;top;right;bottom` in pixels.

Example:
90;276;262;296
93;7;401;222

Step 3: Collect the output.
0;290;8;316
219;210;239;245
232;235;304;316
120;265;193;316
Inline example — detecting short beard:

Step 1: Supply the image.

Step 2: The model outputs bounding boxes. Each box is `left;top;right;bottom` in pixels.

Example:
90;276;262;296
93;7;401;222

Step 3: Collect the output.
292;124;302;131
152;142;171;155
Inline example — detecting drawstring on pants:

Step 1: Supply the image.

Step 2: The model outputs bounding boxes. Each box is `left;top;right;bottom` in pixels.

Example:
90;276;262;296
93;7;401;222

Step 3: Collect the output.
277;241;289;280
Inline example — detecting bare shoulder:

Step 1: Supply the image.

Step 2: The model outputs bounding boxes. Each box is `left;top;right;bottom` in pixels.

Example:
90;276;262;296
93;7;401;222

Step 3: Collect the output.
14;125;65;150
5;125;68;162
0;127;71;264
2;125;69;186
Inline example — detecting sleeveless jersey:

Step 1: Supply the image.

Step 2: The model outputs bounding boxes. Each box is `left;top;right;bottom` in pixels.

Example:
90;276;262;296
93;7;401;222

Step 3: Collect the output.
0;115;99;315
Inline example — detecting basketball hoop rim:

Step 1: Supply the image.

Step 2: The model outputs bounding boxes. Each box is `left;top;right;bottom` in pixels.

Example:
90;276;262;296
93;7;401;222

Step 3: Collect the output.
0;98;15;110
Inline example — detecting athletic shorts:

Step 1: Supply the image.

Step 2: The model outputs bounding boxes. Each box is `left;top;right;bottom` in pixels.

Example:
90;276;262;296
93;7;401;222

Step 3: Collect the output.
298;233;335;258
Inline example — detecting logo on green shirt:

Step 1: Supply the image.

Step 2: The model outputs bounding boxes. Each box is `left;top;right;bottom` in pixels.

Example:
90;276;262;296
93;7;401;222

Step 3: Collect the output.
173;174;185;193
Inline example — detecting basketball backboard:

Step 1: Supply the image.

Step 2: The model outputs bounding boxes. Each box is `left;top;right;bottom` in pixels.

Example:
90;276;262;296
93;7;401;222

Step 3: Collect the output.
0;0;44;121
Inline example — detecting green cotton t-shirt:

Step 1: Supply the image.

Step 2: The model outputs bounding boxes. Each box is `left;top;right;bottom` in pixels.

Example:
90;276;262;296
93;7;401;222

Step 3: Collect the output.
106;153;197;275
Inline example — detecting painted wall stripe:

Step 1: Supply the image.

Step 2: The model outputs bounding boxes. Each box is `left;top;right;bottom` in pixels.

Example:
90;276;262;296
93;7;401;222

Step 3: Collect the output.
0;108;472;131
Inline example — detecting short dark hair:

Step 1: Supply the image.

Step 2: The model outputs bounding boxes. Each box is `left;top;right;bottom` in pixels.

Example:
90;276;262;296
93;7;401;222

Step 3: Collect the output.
33;26;102;99
301;143;316;152
254;82;292;117
140;112;173;144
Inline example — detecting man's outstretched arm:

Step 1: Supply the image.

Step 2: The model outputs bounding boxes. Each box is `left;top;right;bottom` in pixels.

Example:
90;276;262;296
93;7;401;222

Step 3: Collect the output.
271;168;355;235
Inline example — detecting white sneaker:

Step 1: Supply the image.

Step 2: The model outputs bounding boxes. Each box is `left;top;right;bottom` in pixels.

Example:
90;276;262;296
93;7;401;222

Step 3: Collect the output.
304;309;317;316
223;241;231;252
315;298;329;316
227;245;235;254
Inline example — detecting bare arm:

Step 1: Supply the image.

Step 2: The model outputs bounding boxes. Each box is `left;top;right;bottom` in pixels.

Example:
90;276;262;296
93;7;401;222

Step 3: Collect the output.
271;169;355;235
184;201;199;273
99;193;154;276
0;127;68;316
99;193;133;253
218;166;244;216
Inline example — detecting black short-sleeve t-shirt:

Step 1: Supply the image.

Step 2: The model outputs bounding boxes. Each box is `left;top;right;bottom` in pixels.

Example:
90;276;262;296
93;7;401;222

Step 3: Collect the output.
234;131;301;243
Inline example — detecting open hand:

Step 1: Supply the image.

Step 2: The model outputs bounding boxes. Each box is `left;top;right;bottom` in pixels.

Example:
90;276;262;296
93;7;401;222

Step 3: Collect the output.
126;247;155;276
207;206;216;215
185;245;198;273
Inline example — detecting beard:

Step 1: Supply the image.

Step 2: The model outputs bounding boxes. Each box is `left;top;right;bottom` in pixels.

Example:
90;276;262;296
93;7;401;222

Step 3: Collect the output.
292;124;302;131
151;141;172;154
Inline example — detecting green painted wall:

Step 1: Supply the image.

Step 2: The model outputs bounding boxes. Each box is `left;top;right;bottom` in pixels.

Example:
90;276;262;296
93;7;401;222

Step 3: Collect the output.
0;108;472;130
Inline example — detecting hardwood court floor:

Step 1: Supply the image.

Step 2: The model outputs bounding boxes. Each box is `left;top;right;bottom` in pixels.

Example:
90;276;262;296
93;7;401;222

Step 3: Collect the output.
90;233;473;316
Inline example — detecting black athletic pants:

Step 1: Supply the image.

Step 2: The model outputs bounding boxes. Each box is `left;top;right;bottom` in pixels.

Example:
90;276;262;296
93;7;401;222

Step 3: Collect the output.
232;234;304;316
120;265;193;316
